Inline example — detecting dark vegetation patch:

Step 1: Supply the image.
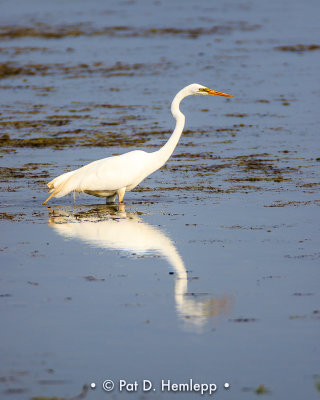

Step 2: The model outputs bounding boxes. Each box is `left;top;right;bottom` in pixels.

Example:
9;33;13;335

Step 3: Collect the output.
84;275;105;282
293;292;314;296
0;46;49;55
265;200;320;208
289;309;320;320
0;134;76;149
0;119;70;128
224;113;247;118
0;164;50;182
0;62;49;78
224;154;298;183
256;99;270;104
0;211;25;221
166;153;297;184
242;384;271;395
254;384;270;395
0;61;172;79
229;317;257;323
135;184;262;195
226;177;290;183
236;155;281;174
299;182;320;188
0;127;217;150
275;44;320;52
174;152;220;159
31;384;89;400
0;22;260;40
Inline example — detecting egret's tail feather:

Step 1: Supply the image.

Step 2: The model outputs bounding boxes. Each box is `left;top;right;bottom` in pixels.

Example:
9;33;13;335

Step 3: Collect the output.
43;178;78;204
43;170;79;205
43;183;76;205
47;170;76;190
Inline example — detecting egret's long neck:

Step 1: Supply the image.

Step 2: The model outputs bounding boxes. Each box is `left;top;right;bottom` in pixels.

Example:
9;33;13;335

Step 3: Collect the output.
151;88;188;171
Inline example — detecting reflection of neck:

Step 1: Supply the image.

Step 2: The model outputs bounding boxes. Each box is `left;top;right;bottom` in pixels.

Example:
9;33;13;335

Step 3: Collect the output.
162;243;187;291
159;237;210;329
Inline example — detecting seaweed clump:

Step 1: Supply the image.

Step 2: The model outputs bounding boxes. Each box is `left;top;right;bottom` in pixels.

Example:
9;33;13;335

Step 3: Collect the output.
0;134;76;149
275;44;320;52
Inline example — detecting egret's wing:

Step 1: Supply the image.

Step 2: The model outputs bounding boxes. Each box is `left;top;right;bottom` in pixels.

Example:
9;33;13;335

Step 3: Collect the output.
53;150;151;197
78;150;151;191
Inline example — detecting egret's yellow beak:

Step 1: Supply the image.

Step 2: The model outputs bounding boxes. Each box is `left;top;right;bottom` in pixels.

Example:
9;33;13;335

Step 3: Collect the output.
208;89;233;97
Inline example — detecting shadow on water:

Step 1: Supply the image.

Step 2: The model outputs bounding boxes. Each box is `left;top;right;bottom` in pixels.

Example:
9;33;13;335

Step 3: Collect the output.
47;204;233;332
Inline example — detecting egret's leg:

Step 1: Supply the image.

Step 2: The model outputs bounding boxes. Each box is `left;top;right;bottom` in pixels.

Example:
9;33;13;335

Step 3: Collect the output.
117;187;126;204
106;193;117;204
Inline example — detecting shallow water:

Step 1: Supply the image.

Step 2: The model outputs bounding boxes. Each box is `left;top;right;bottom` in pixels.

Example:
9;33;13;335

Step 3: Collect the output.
1;0;320;399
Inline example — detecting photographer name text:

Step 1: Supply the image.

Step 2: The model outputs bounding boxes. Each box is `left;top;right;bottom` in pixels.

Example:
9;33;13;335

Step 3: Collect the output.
93;379;230;395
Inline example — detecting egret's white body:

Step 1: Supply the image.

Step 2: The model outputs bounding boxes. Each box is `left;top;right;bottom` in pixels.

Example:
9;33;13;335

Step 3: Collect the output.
43;83;232;205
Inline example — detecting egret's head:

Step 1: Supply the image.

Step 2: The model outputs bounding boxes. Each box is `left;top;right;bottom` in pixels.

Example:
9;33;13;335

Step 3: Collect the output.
188;83;233;97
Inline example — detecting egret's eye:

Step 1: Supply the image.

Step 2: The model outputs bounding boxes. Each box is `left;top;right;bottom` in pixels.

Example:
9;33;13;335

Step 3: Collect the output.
198;88;210;93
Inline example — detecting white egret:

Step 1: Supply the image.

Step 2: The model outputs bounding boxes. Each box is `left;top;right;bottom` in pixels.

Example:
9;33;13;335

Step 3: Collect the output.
43;83;232;205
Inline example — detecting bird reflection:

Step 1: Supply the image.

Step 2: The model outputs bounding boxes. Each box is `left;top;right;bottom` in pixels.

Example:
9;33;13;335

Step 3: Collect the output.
47;204;232;330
